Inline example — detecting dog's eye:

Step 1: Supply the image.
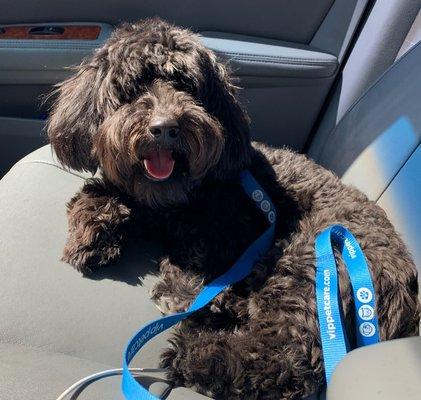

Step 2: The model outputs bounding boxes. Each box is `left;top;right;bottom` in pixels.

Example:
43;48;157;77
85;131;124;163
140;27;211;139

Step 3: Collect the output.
115;73;158;106
171;76;197;97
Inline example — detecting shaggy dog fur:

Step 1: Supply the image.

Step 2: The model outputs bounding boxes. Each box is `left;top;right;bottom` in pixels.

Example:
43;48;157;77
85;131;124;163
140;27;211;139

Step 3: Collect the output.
47;18;420;399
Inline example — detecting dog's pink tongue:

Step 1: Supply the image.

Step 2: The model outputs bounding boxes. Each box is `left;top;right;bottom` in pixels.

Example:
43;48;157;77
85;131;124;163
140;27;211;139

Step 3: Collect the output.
144;149;175;180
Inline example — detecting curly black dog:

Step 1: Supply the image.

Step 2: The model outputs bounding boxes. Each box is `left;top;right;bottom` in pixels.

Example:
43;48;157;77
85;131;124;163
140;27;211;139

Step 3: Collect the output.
47;18;419;399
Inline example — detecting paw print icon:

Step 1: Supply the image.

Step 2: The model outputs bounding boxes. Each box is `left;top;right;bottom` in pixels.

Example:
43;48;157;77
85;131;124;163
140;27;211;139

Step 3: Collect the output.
356;287;373;303
360;290;369;300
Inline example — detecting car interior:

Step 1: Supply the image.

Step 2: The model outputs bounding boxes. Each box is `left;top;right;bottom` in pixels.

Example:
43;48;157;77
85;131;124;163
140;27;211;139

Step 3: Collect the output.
0;0;420;399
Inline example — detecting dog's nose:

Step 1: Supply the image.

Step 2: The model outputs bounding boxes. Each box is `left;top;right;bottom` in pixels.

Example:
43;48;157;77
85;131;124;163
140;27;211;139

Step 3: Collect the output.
149;118;180;144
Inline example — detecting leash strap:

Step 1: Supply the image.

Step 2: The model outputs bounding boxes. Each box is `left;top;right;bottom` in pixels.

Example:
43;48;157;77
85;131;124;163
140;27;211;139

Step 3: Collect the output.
122;170;277;399
315;225;380;383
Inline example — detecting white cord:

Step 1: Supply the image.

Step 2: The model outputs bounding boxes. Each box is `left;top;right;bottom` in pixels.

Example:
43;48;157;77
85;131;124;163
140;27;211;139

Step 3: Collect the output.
55;368;145;400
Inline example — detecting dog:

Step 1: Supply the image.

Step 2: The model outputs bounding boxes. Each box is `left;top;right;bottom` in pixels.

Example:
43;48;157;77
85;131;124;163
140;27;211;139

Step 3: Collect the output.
47;18;420;399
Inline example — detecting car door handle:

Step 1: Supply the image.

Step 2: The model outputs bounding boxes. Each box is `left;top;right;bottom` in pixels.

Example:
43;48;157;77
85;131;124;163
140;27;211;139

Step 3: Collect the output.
28;26;65;36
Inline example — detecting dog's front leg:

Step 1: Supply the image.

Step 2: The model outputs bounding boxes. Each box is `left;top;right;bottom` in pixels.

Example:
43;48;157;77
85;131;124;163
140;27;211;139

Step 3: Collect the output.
62;179;131;273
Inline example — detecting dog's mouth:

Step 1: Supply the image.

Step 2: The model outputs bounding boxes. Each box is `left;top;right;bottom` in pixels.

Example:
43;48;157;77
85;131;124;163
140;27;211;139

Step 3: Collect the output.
143;149;175;181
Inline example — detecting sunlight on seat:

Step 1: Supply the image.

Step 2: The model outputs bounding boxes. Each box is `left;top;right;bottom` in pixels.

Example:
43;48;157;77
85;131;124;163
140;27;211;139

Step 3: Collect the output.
342;116;419;201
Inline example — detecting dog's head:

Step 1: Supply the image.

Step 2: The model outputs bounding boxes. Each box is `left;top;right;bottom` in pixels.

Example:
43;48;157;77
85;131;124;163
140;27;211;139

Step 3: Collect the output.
47;18;251;207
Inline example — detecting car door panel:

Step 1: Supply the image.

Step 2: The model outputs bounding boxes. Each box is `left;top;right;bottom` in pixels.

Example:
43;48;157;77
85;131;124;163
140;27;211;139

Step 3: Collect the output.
0;0;367;175
0;0;335;43
0;23;113;85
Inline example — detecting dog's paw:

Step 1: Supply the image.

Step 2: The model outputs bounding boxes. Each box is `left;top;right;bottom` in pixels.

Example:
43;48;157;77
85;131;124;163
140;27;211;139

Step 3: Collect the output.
63;183;131;273
150;259;204;315
62;242;121;274
150;282;192;314
160;336;243;399
62;228;122;273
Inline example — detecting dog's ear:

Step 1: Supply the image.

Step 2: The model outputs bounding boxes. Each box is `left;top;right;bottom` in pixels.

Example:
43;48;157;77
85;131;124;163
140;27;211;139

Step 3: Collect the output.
47;65;101;173
197;48;252;177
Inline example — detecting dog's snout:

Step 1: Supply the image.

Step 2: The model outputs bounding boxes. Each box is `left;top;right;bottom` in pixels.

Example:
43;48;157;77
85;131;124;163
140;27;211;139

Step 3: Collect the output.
149;118;180;143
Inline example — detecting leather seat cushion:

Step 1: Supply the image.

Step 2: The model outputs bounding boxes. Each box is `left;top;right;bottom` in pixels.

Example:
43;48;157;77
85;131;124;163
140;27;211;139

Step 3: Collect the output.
0;342;215;400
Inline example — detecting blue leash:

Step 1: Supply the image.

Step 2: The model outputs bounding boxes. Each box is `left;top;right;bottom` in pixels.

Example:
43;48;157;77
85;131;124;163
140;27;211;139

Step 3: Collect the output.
121;171;379;399
122;170;277;399
315;225;380;383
